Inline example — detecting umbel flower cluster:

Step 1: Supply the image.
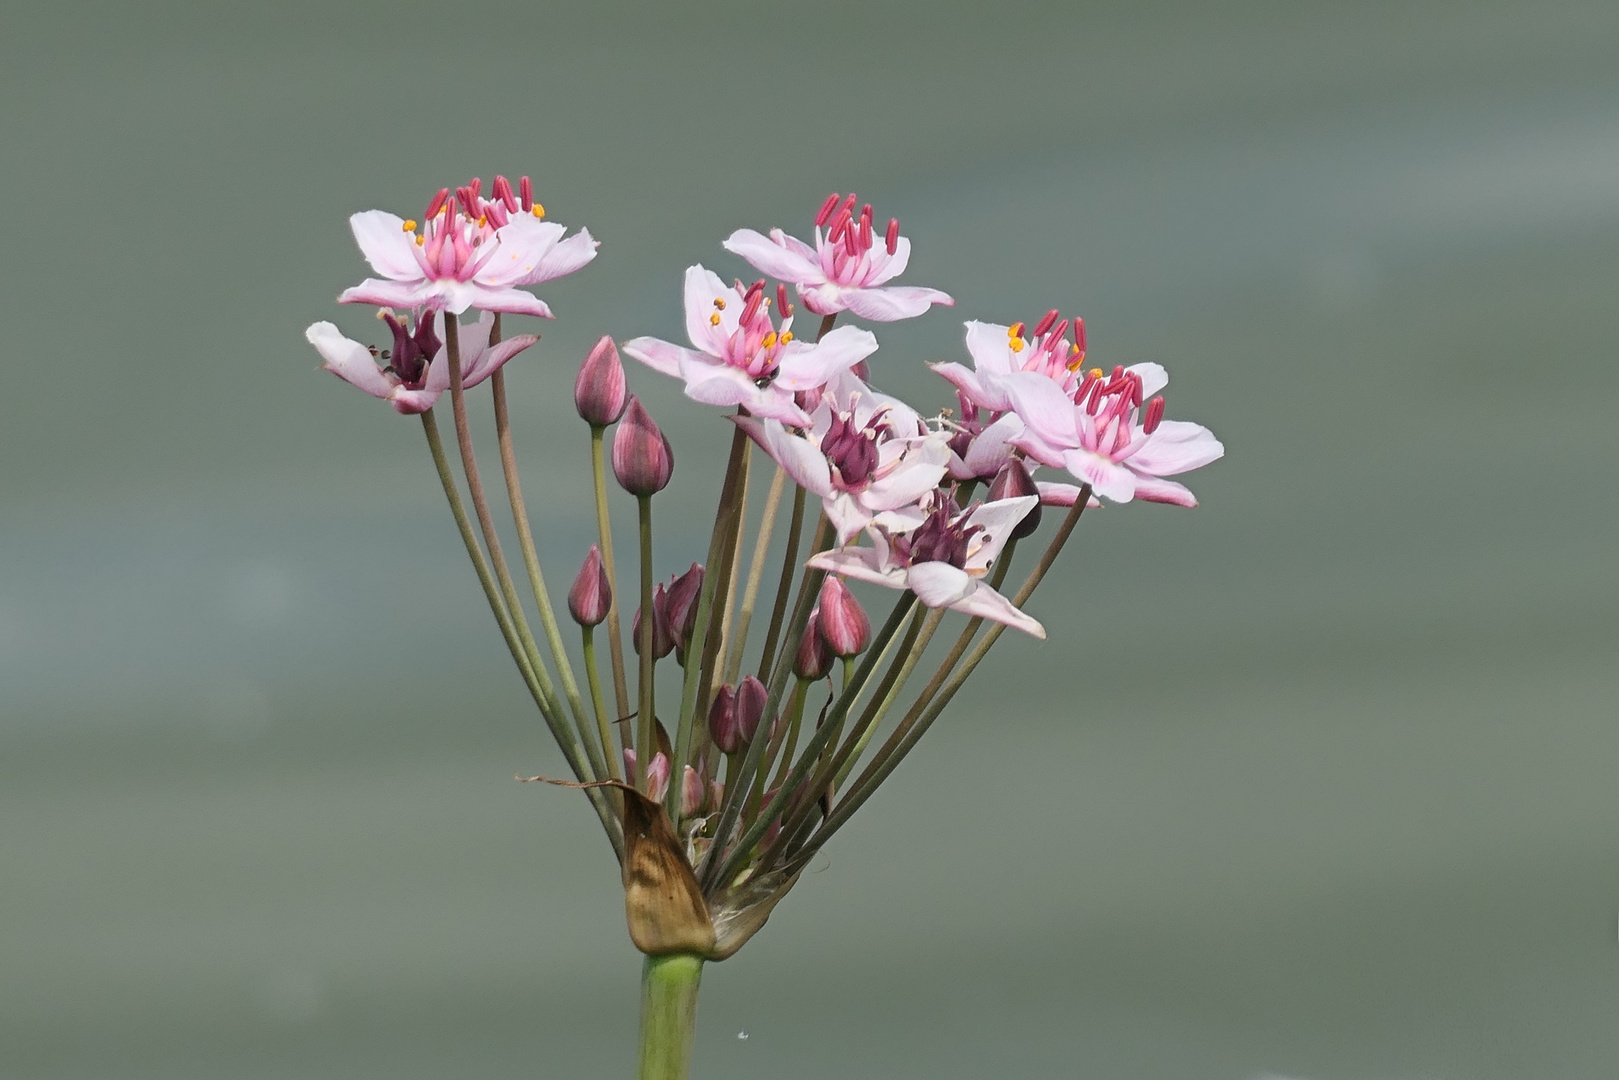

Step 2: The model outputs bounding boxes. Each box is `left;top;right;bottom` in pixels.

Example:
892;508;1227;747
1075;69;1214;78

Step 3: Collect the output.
305;177;1222;1077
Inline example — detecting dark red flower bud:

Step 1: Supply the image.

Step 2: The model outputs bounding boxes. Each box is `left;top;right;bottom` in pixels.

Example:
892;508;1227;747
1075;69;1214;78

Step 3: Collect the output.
735;675;767;744
633;583;674;659
574;335;629;426
612;396;674;496
989;458;1043;540
815;577;870;658
793;610;833;680
567;544;613;627
708;684;741;753
663;563;705;650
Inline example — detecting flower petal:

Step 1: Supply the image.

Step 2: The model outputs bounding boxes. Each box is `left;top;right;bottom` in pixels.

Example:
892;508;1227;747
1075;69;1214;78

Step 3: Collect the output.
517;226;598;285
947;580;1046;638
463;333;538;388
962;413;1024;478
962;496;1037;569
905;561;974;608
723;228;825;285
761;420;834;497
338;277;434;310
963;321;1015;377
806;547;906;591
677;356;754;408
470;286;554;318
930;362;1003;413
1125;420;1224;476
1127;362;1168;399
1004;371;1081;448
388;386;444;414
1062;450;1137;502
1128;474;1199;507
774;325;877;391
684;265;736;356
1034;481;1100;509
865;235;911;285
840;285;955;322
349;210;424;282
824;494;874;547
622;336;701;378
307;321;394;399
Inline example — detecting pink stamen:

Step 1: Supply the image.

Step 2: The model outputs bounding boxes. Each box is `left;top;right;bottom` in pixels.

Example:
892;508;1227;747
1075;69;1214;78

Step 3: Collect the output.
1129;372;1143;407
1043;318;1069;351
424;188;449;220
519;176;533;212
1073;316;1087;355
827;208;852;242
843;221;861;256
492;175;516;213
1033;309;1059;338
815;192;840;227
840;193;857;216
776;283;790;314
1074;368;1101;406
468;177;482;197
885;217;899;255
1143;396;1165;434
455;186;477;218
859;205;873;251
740;289;763;326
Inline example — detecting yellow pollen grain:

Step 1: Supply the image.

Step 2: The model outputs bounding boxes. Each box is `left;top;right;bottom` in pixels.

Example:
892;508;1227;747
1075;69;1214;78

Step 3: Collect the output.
1008;322;1026;339
710;312;722;326
762;332;779;348
476;215;487;227
713;297;727;309
1069;343;1081;355
1009;338;1025;353
402;219;417;232
415;234;424;246
531;204;546;218
780;331;793;343
1090;368;1103;379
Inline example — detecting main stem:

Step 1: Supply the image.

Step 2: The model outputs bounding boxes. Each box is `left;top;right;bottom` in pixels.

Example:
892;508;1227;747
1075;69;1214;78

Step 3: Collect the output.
637;953;703;1080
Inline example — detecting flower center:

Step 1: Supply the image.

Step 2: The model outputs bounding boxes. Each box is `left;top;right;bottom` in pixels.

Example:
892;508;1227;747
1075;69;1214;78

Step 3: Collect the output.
890;499;981;570
407;176;547;283
713;280;795;382
815;192;901;285
375;311;441;390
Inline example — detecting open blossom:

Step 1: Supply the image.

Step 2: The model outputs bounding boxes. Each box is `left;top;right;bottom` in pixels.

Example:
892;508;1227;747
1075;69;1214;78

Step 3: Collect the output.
1006;364;1223;507
932;313;1094;414
808;495;1045;637
735;370;951;545
723;193;954;322
622;267;877;426
305;310;537;414
337;176;597;318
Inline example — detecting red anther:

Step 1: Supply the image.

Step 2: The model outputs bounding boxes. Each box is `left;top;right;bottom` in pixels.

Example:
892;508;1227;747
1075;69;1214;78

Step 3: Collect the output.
1008;322;1026;340
1103;365;1125;392
424;187;450;219
1033;309;1060;338
885;217;899;255
1073;316;1087;354
858;205;872;250
519;176;533;212
1143;395;1165;434
492;175;516;212
1074;368;1101;406
740;290;763;326
456;186;477;217
1129;371;1144;407
827;207;852;242
745;278;766;298
841;193;857;215
843;220;861;256
469;176;482;196
815;192;841;226
1043;319;1070;350
776;283;790;313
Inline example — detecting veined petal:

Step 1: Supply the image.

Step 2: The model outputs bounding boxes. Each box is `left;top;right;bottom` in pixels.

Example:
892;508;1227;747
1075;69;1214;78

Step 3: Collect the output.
1005;371;1082;447
775;325;877;391
905;561;975;608
684;265;737;356
865;235;911;285
469;285;554;318
761;420;834;497
622;336;702;377
947;580;1046;638
742;385;812;427
463;333;538;388
388;386;444;414
307;321;394;398
930;362;1002;413
864;451;950;511
678;358;755;408
1124;420;1224;476
476;216;567;287
1062;449;1137;502
519;227;599;285
825;494;875;547
338;277;434;310
963;321;1016;377
841;285;955;322
807;547;906;592
1128;474;1199;507
1127;362;1169;399
723;228;825;285
349;210;424;282
1034;481;1100;508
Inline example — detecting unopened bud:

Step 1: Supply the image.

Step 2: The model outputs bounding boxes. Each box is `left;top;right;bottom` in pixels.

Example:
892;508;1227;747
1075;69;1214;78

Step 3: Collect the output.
794;610;833;680
612;396;674;496
574;335;629;426
645;751;671;802
708;684;741;753
989;458;1043;540
735;675;767;744
708;778;725;813
633;583;674;659
663;563;705;651
567;544;612;627
815;577;870;657
680;765;704;817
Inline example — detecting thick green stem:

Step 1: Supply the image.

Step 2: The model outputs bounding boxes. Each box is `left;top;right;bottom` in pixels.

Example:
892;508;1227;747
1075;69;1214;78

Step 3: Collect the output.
637;953;703;1080
591;427;632;723
636;495;655;791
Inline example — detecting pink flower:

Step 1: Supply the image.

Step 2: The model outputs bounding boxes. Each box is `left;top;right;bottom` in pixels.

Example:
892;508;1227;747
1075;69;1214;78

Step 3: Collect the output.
723;193;954;322
305;310;537;415
622;267;878;426
932;312;1089;414
337;176;597;318
1006;365;1223;507
734;370;951;545
943;393;1096;511
807;495;1045;638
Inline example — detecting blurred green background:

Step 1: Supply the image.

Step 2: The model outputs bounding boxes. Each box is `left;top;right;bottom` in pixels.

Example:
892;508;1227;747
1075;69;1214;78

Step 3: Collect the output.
4;1;1617;1076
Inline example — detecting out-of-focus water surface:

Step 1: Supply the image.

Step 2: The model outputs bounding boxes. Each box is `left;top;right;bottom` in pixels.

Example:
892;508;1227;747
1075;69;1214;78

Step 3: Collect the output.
3;1;1617;1076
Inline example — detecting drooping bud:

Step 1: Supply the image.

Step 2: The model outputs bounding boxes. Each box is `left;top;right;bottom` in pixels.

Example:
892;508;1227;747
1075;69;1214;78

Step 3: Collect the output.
612;396;674;496
632;583;674;659
567;544;613;627
735;675;767;744
816;577;870;658
680;765;704;817
989;458;1043;540
708;684;741;753
663;563;705;652
794;610;833;680
574;335;629;426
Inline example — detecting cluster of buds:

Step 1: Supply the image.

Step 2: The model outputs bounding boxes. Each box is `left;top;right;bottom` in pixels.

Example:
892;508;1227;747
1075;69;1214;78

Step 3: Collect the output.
305;180;1224;979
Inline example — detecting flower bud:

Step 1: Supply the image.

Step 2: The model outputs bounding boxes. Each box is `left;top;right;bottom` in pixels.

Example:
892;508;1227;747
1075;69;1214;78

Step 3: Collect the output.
574;335;628;426
680;765;704;817
567;544;612;627
815;577;870;658
663;563;705;652
793;609;833;680
708;778;725;813
708;684;741;753
632;583;674;659
735;674;767;744
646;751;671;802
989;458;1042;540
612;396;674;496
